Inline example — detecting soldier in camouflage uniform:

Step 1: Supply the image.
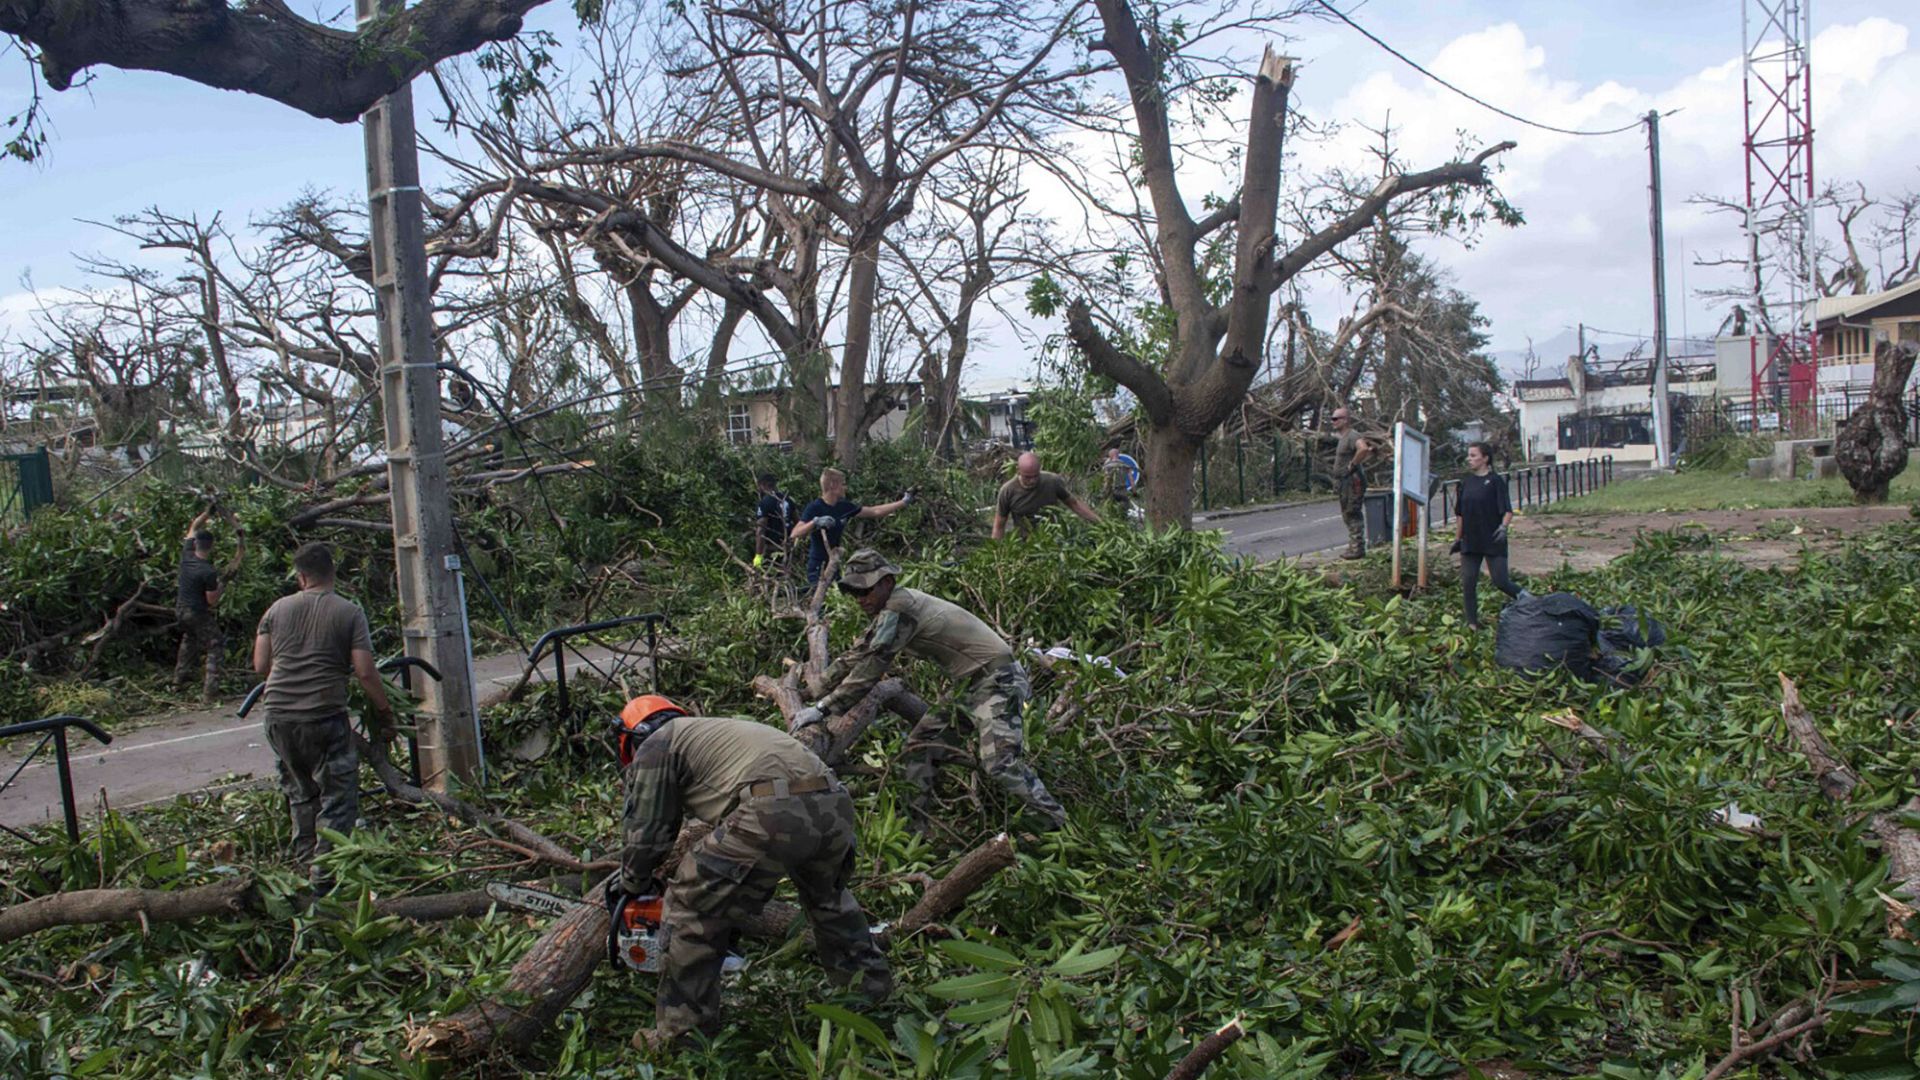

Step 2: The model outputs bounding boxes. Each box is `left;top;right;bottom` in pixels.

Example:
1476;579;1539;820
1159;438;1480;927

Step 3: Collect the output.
1326;407;1376;559
611;697;892;1050
790;550;1068;832
174;508;226;701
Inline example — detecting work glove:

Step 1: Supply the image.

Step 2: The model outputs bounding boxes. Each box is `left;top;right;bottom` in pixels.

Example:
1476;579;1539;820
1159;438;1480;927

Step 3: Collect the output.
1449;539;1462;556
900;489;917;505
604;877;639;966
1493;524;1509;544
752;553;764;568
811;515;840;532
367;709;398;744
789;705;825;732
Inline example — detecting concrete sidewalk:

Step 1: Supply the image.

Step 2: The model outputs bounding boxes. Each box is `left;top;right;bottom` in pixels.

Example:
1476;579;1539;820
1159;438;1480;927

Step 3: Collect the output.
0;643;635;832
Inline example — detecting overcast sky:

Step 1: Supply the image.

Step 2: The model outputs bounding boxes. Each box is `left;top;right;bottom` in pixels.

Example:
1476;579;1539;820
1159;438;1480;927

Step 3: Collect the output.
2;0;1914;394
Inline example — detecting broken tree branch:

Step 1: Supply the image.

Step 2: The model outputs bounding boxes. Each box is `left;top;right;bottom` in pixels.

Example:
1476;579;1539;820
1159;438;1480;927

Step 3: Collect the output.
1164;1018;1247;1080
0;875;256;945
1780;673;1860;801
355;734;593;872
406;892;608;1060
890;832;1015;941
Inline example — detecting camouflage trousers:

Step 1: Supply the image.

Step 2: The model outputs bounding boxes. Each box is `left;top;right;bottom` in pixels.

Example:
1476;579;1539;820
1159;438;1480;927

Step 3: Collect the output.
173;608;221;700
903;661;1067;829
264;714;359;883
1337;469;1367;556
657;787;892;1040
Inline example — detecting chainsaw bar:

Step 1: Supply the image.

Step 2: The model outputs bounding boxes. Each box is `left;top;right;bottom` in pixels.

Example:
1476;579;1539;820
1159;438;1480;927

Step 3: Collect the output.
485;882;582;918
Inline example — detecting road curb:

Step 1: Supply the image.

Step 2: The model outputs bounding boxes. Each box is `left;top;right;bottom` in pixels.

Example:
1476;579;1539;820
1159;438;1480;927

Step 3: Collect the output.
1195;496;1335;523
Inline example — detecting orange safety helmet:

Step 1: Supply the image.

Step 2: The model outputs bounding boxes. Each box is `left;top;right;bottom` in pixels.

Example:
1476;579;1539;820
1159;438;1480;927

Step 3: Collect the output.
613;694;687;766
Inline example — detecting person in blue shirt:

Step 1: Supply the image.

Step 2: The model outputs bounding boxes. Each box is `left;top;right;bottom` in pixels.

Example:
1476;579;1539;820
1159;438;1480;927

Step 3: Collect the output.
790;466;911;588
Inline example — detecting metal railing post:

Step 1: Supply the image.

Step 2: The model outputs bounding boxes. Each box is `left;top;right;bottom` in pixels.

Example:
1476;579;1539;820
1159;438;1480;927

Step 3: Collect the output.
1272;433;1282;498
52;726;77;842
0;715;113;843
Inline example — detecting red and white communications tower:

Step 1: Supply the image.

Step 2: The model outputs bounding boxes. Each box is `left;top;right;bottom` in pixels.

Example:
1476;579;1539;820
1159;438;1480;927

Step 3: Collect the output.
1741;0;1818;411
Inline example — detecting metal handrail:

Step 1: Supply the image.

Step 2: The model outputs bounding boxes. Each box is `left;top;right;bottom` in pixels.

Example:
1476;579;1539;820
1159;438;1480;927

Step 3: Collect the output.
526;613;671;723
239;652;445;784
0;714;114;842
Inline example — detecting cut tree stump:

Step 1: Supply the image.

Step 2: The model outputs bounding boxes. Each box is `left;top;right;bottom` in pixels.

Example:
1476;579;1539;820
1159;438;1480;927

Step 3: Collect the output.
1835;341;1918;504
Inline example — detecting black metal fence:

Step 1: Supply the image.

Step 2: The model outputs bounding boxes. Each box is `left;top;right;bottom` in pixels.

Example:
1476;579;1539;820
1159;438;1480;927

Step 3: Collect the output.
1685;389;1920;446
1427;456;1615;529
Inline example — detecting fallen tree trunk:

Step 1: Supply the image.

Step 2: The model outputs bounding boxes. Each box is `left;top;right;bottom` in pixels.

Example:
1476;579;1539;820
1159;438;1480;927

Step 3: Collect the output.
406;895;608;1060
891;832;1015;941
413;832;1019;1061
0;875;255;945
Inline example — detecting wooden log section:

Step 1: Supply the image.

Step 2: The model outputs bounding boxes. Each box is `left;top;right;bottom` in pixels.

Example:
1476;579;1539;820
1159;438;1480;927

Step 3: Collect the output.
0;876;257;945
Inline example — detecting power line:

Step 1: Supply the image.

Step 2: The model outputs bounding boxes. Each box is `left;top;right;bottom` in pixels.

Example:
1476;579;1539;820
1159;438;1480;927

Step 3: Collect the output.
1313;0;1647;138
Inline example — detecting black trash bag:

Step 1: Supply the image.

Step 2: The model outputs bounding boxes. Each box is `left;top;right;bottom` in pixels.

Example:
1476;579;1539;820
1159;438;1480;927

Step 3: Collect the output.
1495;592;1601;680
1593;604;1667;685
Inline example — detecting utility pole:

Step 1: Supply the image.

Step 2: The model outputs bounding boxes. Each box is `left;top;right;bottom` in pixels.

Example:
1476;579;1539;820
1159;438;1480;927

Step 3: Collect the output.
357;0;481;788
1645;110;1673;468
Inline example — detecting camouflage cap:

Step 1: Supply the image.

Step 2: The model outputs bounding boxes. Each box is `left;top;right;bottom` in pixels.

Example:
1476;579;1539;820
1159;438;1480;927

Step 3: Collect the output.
839;549;900;590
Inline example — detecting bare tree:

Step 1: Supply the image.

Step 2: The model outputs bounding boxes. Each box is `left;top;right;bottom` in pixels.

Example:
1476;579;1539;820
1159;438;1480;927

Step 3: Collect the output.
1050;0;1514;527
1689;177;1920;325
885;150;1037;457
575;0;1094;464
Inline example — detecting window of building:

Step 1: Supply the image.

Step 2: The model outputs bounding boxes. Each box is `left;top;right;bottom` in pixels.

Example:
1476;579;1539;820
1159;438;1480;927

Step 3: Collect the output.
726;404;754;446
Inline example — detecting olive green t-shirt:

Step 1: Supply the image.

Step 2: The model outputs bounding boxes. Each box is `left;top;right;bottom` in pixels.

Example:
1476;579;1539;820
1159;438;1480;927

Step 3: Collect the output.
996;471;1077;531
257;588;374;723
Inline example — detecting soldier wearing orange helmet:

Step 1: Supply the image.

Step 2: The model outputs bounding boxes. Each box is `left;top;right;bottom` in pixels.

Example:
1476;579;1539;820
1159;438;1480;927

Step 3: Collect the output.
609;695;891;1051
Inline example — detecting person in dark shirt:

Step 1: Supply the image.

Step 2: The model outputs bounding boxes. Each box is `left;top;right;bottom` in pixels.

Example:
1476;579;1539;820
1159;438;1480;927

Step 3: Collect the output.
1453;441;1526;629
790;467;911;589
174;507;228;701
752;472;795;572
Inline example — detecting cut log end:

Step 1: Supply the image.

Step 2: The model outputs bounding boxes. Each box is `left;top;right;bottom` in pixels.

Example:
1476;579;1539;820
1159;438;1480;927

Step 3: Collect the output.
1165;1017;1248;1080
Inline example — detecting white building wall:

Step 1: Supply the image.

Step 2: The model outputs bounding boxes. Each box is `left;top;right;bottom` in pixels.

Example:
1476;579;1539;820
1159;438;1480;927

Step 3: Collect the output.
1518;396;1576;462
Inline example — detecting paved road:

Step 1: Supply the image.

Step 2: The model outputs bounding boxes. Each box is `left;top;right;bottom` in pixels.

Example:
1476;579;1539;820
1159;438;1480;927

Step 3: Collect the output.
1205;497;1350;561
0;644;632;832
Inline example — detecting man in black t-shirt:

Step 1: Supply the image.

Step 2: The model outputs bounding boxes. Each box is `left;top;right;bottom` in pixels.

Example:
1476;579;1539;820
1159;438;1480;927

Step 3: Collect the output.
753;473;795;572
790;467;912;589
174;507;227;701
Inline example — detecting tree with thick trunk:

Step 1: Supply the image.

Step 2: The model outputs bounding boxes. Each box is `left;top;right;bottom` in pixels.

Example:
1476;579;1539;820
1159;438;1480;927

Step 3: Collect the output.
3;0;553;125
1057;0;1514;528
1835;341;1918;503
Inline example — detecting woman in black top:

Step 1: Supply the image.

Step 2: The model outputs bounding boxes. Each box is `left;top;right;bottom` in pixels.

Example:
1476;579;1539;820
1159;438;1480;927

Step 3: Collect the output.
1454;441;1522;629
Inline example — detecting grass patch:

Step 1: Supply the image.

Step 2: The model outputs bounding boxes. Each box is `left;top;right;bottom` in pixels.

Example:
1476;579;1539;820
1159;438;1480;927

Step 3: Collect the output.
1543;467;1920;514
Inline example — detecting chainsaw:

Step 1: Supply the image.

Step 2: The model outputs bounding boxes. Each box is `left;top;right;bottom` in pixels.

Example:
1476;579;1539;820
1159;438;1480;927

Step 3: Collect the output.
484;883;746;975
